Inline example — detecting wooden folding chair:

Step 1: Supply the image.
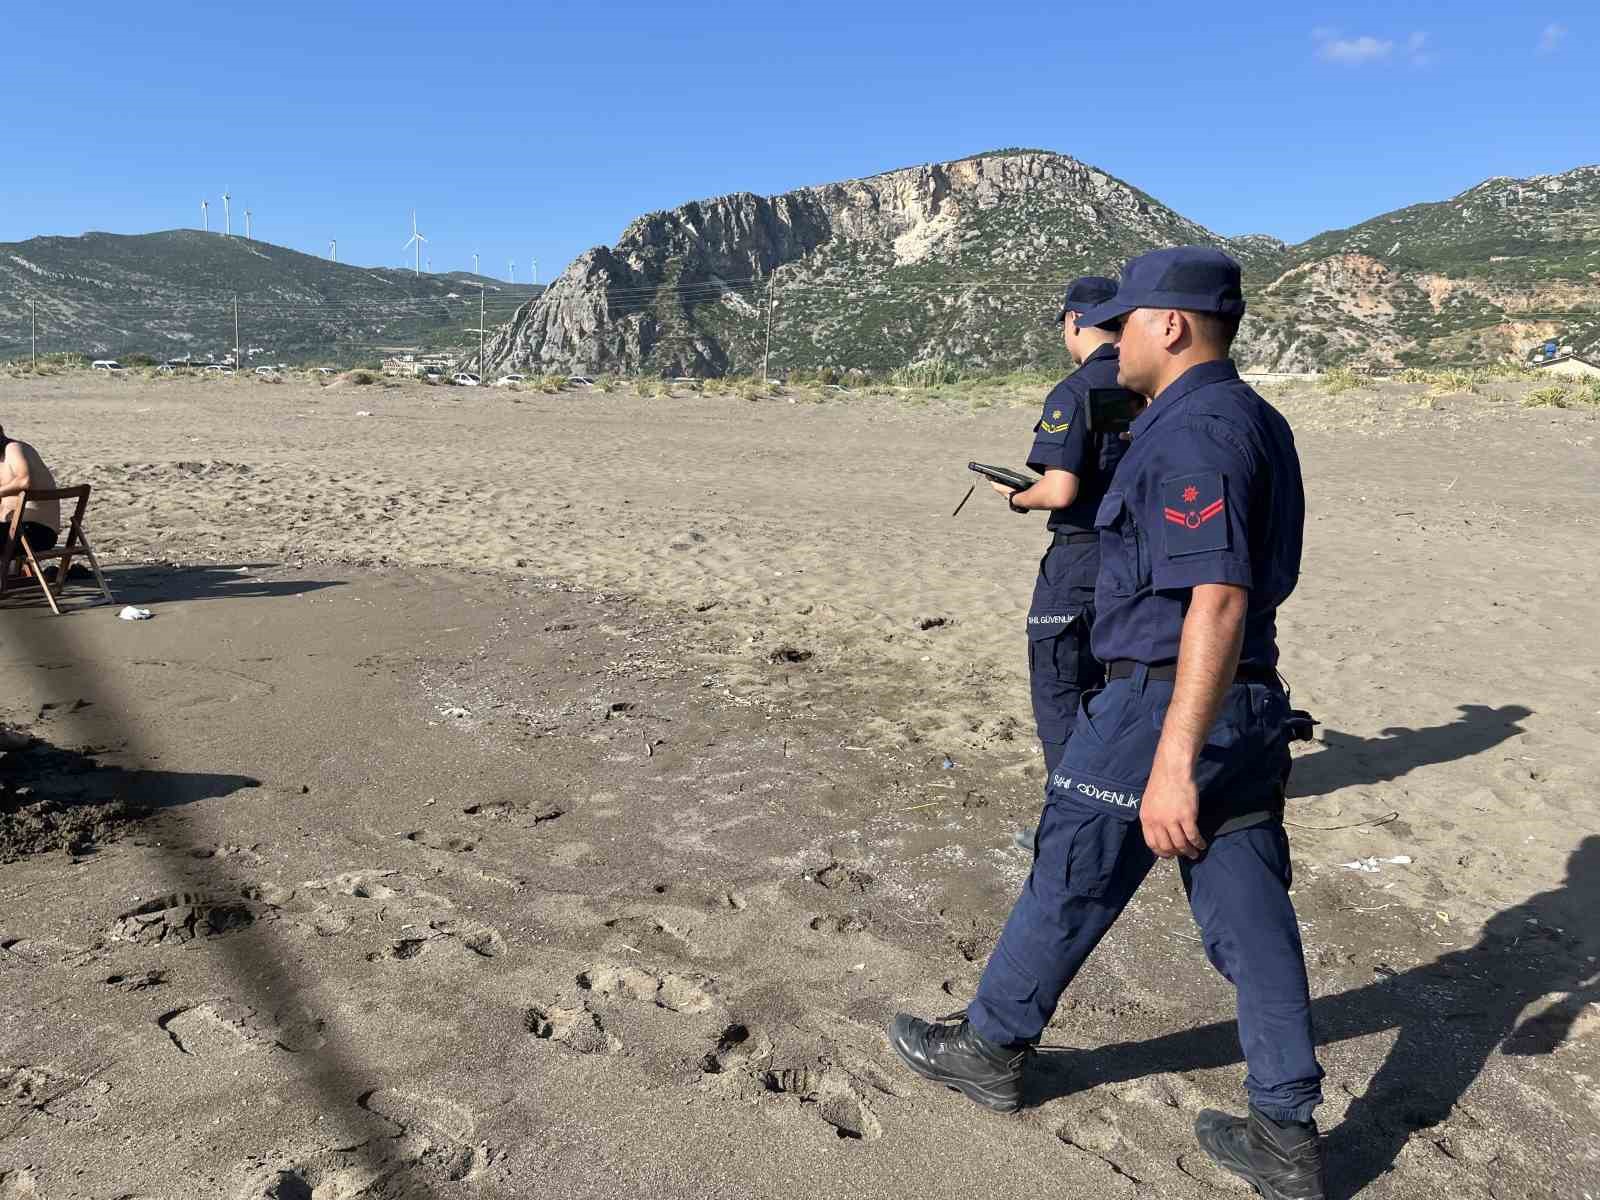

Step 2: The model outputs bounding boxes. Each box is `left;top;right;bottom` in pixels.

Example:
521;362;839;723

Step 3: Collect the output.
0;486;116;615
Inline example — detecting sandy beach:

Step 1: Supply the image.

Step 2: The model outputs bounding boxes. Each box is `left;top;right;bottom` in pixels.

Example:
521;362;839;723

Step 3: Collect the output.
1;370;1597;1198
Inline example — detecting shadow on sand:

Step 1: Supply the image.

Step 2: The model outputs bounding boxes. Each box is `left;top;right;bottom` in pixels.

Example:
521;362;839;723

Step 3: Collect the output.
1029;836;1600;1198
1289;703;1533;798
0;561;344;613
1;735;261;861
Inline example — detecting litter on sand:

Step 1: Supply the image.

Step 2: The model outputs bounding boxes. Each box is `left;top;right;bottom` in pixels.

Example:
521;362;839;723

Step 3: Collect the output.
117;606;153;621
1340;855;1413;873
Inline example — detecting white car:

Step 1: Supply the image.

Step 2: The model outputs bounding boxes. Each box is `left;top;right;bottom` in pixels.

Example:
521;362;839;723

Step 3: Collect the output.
254;366;279;377
314;367;335;375
452;372;481;387
493;374;526;387
568;375;594;387
203;365;235;375
91;359;124;372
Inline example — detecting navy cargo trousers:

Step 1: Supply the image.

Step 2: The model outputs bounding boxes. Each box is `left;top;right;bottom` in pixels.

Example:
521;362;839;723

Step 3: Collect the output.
969;668;1325;1124
1028;534;1102;774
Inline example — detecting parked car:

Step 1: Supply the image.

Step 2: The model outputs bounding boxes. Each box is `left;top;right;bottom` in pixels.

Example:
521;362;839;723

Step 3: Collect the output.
91;359;124;372
203;365;235;375
452;372;481;387
314;367;335;375
254;366;279;377
493;374;526;387
568;375;594;387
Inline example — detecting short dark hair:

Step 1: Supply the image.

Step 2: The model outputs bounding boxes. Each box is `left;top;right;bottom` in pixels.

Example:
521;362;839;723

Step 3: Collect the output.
1185;310;1242;352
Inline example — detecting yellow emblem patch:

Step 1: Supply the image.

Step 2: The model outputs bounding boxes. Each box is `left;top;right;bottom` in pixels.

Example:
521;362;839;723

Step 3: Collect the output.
1039;408;1070;434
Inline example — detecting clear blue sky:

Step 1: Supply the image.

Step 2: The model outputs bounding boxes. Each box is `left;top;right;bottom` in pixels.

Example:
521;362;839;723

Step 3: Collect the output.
1;1;1592;279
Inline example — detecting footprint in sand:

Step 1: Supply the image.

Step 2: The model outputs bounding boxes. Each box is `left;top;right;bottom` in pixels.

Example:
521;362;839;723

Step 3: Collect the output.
104;969;167;992
806;862;876;893
755;1064;883;1142
462;798;566;825
576;963;717;1014
366;919;504;964
523;1003;621;1055
405;829;476;853
111;892;260;946
234;1088;494;1198
158;999;325;1057
1;1064;110;1126
602;913;697;957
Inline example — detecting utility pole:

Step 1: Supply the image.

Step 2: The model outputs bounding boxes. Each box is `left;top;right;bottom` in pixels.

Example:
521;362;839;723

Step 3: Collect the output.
30;297;38;370
763;269;779;382
480;285;486;376
233;294;241;376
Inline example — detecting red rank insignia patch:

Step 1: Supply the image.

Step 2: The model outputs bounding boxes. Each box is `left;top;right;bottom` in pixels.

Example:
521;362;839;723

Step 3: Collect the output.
1161;472;1229;555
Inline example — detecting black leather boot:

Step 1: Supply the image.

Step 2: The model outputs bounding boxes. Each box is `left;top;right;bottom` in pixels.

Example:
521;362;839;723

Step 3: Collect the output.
887;1011;1029;1112
1195;1106;1327;1200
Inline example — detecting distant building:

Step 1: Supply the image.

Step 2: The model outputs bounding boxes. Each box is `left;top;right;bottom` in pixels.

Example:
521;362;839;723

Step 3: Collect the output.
1531;353;1600;379
382;352;456;376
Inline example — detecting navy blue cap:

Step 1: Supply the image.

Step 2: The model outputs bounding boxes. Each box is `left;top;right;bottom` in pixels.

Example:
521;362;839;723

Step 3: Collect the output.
1055;275;1119;324
1076;247;1247;330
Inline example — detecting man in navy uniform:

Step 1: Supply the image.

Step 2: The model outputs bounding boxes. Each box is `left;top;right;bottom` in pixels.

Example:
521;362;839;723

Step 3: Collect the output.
890;247;1327;1200
995;277;1129;787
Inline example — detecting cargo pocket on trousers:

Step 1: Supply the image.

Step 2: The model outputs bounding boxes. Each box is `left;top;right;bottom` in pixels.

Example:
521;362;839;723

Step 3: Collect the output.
1057;807;1131;900
1027;610;1090;685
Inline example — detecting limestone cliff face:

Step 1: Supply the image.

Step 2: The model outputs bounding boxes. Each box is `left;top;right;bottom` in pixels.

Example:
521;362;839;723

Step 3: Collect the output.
473;154;1600;376
472;151;1244;377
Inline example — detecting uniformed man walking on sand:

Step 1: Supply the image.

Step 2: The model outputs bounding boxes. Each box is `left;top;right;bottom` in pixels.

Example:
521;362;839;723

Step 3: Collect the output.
890;247;1328;1200
995;277;1128;791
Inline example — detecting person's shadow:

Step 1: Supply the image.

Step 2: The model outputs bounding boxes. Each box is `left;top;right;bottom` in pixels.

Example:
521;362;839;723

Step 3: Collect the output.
1289;704;1533;798
2;734;261;859
1028;835;1600;1198
0;562;343;612
103;562;344;606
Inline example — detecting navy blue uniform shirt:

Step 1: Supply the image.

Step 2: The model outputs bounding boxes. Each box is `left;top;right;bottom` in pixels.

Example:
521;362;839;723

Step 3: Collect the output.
1089;359;1304;667
1027;344;1128;532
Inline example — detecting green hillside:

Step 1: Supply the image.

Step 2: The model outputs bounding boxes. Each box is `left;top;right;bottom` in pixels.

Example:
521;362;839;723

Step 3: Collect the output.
0;230;542;366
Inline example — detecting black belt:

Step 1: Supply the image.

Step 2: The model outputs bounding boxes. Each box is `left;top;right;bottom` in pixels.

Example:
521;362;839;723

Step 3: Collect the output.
1051;530;1099;545
1106;659;1281;686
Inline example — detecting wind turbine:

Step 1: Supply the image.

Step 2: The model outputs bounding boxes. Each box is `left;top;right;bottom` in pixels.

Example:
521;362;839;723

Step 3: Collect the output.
329;239;337;262
403;210;426;276
472;252;479;275
426;255;432;274
244;209;253;240
201;199;209;232
508;260;515;284
222;187;232;236
532;256;538;285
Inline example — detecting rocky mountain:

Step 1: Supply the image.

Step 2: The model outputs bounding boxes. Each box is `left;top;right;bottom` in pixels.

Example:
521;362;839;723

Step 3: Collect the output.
472;152;1600;376
0;231;542;365
1241;165;1600;369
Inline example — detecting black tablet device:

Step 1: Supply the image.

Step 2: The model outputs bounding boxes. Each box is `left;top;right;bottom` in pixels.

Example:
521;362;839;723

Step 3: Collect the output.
1086;387;1146;434
967;462;1040;492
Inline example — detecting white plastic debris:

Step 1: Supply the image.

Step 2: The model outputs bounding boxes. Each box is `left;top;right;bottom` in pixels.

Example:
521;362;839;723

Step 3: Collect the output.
438;706;472;720
1340;855;1413;873
117;606;153;621
355;410;373;417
